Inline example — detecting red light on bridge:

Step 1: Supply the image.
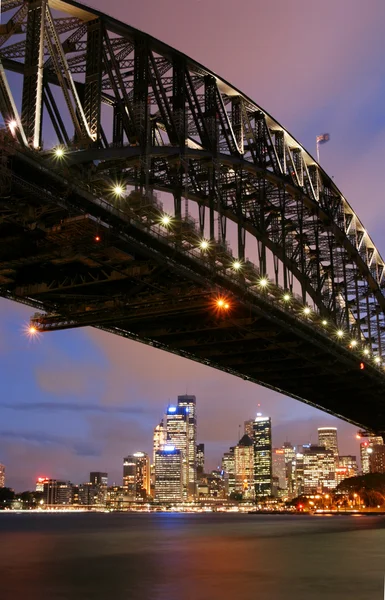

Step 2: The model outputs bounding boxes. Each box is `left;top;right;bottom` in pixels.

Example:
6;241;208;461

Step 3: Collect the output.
215;298;230;311
95;235;101;242
360;362;365;370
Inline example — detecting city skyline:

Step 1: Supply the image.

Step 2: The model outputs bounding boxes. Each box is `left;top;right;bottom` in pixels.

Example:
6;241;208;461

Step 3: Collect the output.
1;0;384;491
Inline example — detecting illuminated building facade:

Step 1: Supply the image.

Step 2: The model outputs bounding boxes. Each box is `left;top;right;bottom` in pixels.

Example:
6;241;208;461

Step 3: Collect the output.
360;436;383;474
244;419;254;439
0;463;4;488
222;447;236;496
36;476;50;492
283;442;296;496
318;427;339;457
43;479;72;505
253;415;272;497
153;419;167;464
338;455;358;478
177;395;197;497
369;445;385;474
303;445;336;494
166;405;189;496
197;443;205;478
89;472;108;505
272;448;287;491
155;447;183;503
123;452;150;500
234;435;254;499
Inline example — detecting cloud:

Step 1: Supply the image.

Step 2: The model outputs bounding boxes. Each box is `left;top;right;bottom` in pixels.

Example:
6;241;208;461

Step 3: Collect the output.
0;401;146;415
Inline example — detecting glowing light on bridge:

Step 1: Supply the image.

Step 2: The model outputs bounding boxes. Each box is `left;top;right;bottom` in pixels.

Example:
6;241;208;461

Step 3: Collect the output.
54;147;65;158
258;277;269;288
303;307;311;316
349;339;358;348
95;235;101;242
200;239;209;251
160;214;172;227
113;185;124;197
283;293;291;302
336;329;344;338
322;320;328;326
23;323;40;340
8;120;17;134
215;298;230;311
374;356;381;364
232;260;242;271
363;348;370;356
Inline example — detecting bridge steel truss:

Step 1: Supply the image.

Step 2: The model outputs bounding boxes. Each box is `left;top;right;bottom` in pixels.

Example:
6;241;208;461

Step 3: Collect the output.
0;0;385;432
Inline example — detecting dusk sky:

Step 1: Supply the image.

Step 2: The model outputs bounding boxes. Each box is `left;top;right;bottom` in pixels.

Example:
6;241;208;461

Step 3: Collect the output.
2;0;385;491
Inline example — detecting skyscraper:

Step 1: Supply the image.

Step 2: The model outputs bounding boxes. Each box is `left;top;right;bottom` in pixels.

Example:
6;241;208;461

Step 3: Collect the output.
253;415;272;498
272;448;286;491
43;480;72;505
155;447;183;503
166;405;189;497
360;436;383;474
0;464;5;488
153;419;167;464
90;472;108;486
222;447;236;496
123;453;150;500
302;445;336;494
234;435;254;500
318;427;339;457
244;419;254;439
369;445;385;474
196;443;205;478
177;395;197;497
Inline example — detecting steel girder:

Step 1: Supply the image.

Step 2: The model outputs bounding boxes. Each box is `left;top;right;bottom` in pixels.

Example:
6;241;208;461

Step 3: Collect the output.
0;0;384;429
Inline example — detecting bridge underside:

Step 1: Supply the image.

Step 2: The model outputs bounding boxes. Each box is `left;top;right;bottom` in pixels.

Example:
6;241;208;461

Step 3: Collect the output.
1;147;384;433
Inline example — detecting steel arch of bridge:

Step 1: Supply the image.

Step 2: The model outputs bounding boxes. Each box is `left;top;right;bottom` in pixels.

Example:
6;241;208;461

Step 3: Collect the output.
1;0;385;429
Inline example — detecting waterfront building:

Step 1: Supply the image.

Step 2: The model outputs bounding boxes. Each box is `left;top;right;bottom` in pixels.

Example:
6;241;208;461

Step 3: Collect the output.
234;435;254;499
303;445;336;494
106;486;125;511
78;482;105;506
90;472;108;486
197;443;205;478
222;447;236;496
166;405;189;496
0;463;4;488
153;419;167;464
318;427;339;458
36;476;49;492
369;445;385;474
177;395;197;498
43;479;72;505
253;414;272;497
123;452;150;500
360;436;383;474
294;453;304;497
155;447;183;503
272;448;287;491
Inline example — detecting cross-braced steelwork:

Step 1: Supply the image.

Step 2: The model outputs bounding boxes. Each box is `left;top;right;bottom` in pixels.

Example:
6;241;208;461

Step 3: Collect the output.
1;0;385;432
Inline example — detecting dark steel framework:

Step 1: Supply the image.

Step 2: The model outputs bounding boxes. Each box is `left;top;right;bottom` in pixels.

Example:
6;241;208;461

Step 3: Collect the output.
0;0;385;432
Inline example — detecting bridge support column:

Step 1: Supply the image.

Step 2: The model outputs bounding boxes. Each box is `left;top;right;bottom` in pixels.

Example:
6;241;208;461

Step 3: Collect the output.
84;19;102;144
21;0;46;148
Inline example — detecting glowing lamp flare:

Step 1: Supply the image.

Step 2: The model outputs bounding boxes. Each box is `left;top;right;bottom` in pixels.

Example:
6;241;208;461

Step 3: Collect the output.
336;330;344;338
216;298;230;310
374;356;381;364
200;240;209;250
322;320;327;326
160;214;171;226
259;278;268;288
55;147;65;158
283;293;290;302
303;307;311;316
113;185;124;197
350;340;358;348
8;120;17;134
232;261;242;271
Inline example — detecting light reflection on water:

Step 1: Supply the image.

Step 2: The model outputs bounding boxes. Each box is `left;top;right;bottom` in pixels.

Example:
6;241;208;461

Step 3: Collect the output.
0;513;384;599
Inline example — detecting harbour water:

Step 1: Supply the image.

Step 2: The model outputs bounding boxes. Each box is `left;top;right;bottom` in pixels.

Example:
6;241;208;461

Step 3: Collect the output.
0;513;384;599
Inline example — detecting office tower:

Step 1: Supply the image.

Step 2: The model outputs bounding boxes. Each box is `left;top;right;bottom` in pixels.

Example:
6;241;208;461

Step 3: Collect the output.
294;452;304;497
43;480;72;505
222;447;236;496
36;476;49;492
283;442;296;496
234;435;254;500
166;405;189;497
338;455;358;477
360;436;383;474
197;443;205;478
177;395;197;497
302;445;336;494
153;419;167;464
253;415;272;497
318;427;339;457
123;452;150;500
244;420;254;439
155;447;183;503
90;472;108;486
369;445;385;473
0;464;4;488
272;448;287;491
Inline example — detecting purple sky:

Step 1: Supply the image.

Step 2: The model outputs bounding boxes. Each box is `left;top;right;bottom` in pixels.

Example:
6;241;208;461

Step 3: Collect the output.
2;0;385;490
